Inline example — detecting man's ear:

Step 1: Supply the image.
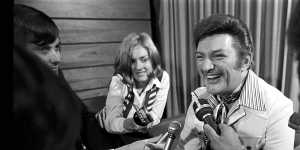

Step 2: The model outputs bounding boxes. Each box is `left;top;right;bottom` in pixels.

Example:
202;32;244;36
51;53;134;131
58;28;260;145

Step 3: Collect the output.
241;55;251;71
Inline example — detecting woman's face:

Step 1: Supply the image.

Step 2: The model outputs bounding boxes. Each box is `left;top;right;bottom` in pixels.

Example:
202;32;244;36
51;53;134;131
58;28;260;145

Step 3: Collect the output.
131;45;153;87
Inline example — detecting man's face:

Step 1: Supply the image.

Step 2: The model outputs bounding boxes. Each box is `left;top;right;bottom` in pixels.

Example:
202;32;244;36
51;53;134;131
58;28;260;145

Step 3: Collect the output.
131;45;153;87
195;34;249;95
17;36;62;75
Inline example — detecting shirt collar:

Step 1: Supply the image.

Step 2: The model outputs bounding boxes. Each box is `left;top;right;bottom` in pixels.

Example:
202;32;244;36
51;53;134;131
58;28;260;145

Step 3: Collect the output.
237;70;266;111
133;76;162;91
208;70;266;111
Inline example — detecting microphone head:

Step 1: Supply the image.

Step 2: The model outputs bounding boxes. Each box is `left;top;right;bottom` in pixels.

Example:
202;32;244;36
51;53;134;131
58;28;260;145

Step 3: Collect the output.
193;101;213;121
168;121;182;134
289;112;300;132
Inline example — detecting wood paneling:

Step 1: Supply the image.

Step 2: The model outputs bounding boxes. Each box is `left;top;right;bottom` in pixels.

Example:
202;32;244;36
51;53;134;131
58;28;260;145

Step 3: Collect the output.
55;20;151;44
61;43;119;69
63;66;114;91
15;0;150;19
78;88;109;100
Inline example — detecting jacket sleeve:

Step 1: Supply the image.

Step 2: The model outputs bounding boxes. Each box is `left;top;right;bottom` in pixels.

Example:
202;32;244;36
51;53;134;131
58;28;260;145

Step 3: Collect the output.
264;98;295;150
104;75;129;133
148;71;170;126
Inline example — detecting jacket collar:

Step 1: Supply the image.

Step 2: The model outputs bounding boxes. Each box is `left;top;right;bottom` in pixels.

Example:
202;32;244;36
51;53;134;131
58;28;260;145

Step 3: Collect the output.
207;70;266;111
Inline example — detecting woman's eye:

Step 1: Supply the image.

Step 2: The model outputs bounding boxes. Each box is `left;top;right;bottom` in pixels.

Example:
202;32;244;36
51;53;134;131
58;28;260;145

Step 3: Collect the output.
142;57;149;62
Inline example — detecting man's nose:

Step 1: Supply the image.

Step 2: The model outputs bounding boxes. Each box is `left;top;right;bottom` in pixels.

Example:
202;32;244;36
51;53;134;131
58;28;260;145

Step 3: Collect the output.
49;49;61;65
201;59;214;71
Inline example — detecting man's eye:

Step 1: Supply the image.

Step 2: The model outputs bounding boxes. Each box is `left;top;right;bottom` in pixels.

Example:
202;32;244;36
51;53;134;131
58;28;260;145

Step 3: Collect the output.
40;47;50;54
131;59;136;64
55;45;61;52
196;55;204;61
213;54;226;59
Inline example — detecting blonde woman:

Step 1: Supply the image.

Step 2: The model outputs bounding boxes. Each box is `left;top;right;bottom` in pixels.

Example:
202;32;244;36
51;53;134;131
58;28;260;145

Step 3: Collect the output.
96;33;170;136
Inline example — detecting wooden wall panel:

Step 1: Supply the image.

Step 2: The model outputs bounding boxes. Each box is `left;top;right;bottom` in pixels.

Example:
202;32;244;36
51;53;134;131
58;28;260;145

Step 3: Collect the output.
55;20;151;44
15;0;150;19
63;66;114;91
61;43;119;69
78;88;109;100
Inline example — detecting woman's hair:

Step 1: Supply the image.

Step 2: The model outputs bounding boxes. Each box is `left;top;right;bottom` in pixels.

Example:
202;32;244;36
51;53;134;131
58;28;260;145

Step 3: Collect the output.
14;4;59;47
114;32;163;84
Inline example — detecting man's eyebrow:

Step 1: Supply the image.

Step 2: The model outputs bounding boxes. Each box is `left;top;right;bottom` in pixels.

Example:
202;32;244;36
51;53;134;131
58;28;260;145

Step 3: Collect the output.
211;49;224;53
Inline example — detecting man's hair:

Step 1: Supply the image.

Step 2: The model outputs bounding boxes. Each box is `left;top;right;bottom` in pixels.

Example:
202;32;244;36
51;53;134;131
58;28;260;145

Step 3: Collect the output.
114;32;163;84
14;4;59;47
194;14;254;65
13;46;82;150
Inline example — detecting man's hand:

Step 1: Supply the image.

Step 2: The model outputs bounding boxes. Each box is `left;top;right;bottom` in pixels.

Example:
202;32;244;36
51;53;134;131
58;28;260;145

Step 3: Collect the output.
203;123;244;150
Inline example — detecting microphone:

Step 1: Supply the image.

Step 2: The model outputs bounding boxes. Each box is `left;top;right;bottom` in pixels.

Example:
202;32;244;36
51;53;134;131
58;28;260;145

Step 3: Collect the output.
163;121;182;150
288;112;300;132
193;99;220;135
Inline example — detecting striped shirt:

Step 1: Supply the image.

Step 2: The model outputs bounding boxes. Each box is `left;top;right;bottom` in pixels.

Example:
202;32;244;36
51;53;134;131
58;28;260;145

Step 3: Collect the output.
193;70;266;117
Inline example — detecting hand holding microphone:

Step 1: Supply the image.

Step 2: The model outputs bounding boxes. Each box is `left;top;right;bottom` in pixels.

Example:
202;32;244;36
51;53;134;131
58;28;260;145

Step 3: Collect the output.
193;98;220;135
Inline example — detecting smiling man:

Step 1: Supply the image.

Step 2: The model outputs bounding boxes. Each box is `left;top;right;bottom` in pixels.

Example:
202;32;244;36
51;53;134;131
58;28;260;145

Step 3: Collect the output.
177;15;295;150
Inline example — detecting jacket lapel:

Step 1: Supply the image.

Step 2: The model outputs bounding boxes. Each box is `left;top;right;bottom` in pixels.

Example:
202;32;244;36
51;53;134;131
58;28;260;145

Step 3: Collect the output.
226;106;246;125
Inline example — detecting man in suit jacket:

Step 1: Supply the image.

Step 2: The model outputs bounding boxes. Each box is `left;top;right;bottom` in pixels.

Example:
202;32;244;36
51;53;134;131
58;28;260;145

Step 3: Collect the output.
176;14;294;150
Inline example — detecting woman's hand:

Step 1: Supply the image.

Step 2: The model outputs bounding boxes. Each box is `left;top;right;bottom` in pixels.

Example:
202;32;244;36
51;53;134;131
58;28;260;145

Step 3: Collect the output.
123;118;147;132
133;106;153;126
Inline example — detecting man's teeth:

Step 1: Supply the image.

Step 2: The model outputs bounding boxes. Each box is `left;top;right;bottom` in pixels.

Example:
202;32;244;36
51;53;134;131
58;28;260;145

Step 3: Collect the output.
207;75;219;79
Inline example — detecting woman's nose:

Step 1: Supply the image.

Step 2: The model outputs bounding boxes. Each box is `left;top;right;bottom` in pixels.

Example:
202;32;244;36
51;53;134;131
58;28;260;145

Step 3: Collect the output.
135;60;143;69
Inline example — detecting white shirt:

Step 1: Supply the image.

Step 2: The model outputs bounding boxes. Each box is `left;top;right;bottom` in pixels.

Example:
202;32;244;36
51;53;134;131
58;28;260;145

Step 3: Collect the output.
103;71;170;133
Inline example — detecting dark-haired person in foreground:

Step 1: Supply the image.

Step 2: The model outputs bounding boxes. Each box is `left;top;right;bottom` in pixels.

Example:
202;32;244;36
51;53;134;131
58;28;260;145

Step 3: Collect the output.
288;1;300;150
13;44;83;150
177;14;294;150
13;4;123;149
